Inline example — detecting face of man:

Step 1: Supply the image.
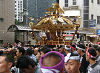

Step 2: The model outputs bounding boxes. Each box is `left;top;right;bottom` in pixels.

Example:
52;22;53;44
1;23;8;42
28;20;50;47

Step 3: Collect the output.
58;48;64;53
65;59;80;73
0;56;11;73
34;49;38;55
16;49;21;57
96;50;100;56
77;49;81;55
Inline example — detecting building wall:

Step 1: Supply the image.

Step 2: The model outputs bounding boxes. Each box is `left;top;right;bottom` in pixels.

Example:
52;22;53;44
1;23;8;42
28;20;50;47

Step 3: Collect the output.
0;0;15;44
15;0;23;22
59;0;84;28
89;0;100;29
60;0;100;29
89;0;100;20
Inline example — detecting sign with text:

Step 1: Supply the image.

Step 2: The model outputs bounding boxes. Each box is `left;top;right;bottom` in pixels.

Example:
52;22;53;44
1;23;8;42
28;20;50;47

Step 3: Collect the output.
89;19;96;27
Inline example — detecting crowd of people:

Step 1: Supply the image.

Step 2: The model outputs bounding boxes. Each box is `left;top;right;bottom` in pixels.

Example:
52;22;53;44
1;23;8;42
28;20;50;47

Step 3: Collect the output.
0;41;100;73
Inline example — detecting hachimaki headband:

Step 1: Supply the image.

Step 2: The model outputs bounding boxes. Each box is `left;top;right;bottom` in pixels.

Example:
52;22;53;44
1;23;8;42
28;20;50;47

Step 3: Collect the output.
65;53;80;63
76;45;85;51
86;47;96;58
40;51;64;73
65;45;71;51
70;45;76;50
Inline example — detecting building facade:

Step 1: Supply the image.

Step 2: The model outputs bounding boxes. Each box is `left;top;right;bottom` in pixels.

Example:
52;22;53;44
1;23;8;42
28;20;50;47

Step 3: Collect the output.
59;0;100;29
59;0;100;43
15;0;23;22
0;0;15;44
89;0;100;29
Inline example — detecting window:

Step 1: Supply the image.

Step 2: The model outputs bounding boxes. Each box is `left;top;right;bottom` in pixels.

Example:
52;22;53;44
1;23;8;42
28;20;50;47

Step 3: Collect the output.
0;18;4;22
83;21;89;28
91;0;93;3
84;14;89;20
73;0;76;5
20;1;22;3
20;6;22;8
97;0;100;4
20;8;22;10
91;14;94;20
84;0;89;6
65;0;68;7
97;16;100;24
83;0;89;28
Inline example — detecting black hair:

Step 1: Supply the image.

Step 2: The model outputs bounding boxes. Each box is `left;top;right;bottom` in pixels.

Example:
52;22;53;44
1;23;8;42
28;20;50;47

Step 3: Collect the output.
89;44;92;47
93;45;98;49
16;56;37;69
9;49;17;57
70;53;80;62
77;44;86;52
42;53;62;67
17;47;25;55
26;48;34;56
71;52;79;56
8;44;13;48
71;44;76;48
86;44;88;46
66;46;70;48
0;53;14;64
96;47;100;52
58;45;64;48
88;48;97;60
0;50;3;55
39;48;51;54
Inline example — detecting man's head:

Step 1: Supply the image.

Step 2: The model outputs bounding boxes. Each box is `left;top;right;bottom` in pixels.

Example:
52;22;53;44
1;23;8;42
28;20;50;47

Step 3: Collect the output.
36;48;51;61
26;48;34;56
16;47;25;57
0;53;14;73
86;47;97;62
93;44;98;49
76;44;86;55
64;45;71;53
0;50;3;55
70;44;76;52
16;56;37;73
65;53;80;73
96;47;100;56
40;51;64;73
58;47;64;53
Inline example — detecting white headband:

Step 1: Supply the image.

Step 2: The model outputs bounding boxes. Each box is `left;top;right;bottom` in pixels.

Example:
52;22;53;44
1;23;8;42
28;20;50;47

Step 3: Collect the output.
65;53;80;63
41;68;60;73
76;46;85;51
65;45;70;51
